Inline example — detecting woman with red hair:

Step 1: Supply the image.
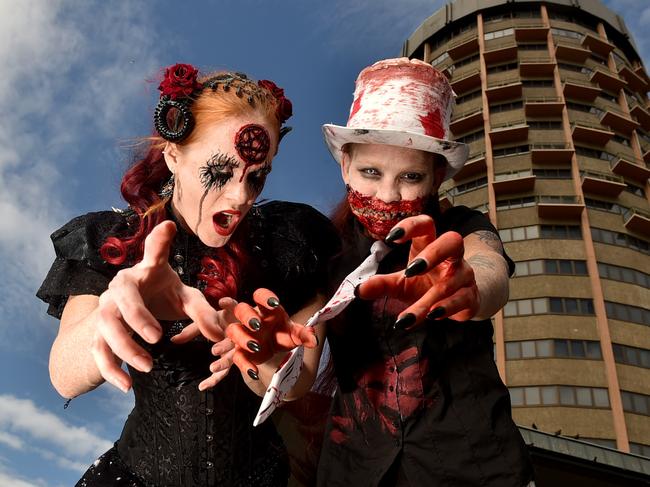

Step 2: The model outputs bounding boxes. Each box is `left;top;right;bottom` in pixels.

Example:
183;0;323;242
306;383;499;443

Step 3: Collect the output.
37;63;337;486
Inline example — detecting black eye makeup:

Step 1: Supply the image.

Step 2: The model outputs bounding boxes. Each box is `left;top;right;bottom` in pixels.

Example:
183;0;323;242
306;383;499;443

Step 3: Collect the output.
199;152;240;191
359;167;381;178
247;164;272;194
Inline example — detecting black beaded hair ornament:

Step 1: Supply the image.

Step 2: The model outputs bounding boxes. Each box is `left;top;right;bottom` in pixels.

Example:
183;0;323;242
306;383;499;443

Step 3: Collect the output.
154;63;293;143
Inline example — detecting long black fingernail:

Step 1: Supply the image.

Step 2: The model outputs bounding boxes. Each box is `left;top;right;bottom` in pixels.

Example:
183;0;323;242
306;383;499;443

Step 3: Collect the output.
393;313;416;330
247;340;261;353
249;317;261;331
267;297;280;308
404;258;427;278
385;227;405;244
427;307;446;320
247;369;259;380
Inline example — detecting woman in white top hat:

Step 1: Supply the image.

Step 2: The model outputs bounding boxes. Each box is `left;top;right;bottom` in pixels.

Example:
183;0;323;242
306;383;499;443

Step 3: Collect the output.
313;57;534;486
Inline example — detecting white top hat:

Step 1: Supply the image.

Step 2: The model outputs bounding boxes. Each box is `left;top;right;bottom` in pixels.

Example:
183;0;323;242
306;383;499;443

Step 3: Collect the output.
323;57;469;181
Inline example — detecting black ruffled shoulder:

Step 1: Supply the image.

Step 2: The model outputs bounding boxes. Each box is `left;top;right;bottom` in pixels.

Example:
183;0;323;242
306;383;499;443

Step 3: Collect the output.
36;211;131;319
245;201;341;315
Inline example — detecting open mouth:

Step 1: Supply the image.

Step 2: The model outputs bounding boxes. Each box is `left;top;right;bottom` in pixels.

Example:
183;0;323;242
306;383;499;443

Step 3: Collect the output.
213;210;241;236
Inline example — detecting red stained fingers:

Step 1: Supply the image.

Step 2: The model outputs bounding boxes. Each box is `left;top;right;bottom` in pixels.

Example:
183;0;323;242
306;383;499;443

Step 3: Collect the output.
226;317;271;363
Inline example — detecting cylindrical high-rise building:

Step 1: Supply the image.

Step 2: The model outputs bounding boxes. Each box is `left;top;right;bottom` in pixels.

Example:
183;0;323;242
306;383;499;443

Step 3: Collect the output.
403;0;650;458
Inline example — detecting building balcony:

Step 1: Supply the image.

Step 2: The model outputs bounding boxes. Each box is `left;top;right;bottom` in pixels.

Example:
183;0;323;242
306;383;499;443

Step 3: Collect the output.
554;39;590;64
610;155;650;182
450;68;482;95
629;102;650;131
519;57;555;77
644;146;650;164
493;169;536;195
634;65;650;85
623;207;650;237
537;195;584;219
581;33;615;58
571;122;614;146
447;32;479;60
439;189;455;210
580;170;627;197
453;152;486;181
562;77;600;102
486;77;522;102
483;40;518;65
530;143;574;164
600;106;640;134
450;107;484;135
489;120;528;145
618;65;649;94
514;22;549;42
524;96;564;117
590;68;627;92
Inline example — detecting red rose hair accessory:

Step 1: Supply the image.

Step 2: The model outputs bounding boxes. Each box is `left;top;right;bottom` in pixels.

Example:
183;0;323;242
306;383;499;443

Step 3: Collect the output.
154;63;202;142
154;63;294;143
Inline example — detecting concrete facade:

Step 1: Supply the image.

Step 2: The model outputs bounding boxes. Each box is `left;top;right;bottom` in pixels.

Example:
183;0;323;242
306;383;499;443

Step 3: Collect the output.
405;0;650;457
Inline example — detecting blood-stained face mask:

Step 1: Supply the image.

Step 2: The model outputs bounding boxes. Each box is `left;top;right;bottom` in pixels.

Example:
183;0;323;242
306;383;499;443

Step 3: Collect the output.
347;188;425;240
342;143;442;240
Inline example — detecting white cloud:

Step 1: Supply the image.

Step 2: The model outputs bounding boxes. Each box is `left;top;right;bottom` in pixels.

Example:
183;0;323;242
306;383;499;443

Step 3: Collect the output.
0;460;50;487
0;0;160;340
0;395;112;467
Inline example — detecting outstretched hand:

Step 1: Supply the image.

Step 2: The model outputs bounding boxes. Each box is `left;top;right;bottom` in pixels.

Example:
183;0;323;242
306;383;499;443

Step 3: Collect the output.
93;220;231;392
223;288;317;381
357;214;480;330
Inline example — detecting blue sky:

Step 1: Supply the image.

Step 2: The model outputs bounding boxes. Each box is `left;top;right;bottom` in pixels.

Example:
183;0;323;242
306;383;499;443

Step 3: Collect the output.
1;0;648;485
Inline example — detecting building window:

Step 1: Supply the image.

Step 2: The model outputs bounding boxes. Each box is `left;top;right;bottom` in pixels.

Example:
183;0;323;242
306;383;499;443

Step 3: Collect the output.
430;51;450;67
503;297;594;317
575;146;616;162
621;391;650;416
558;62;593;76
456;90;481;105
624;183;646;198
519;43;548;51
522;79;554;87
484;28;515;41
506;339;601;360
567;103;604;118
611;134;631;147
492;145;530;157
551;27;583;40
490;100;524;113
533;169;572;179
448;176;488;196
499;225;581;242
630;442;650;458
496;197;536;211
510;385;609;408
613;343;650;369
585;198;627;215
598;262;650;288
591;228;650;255
528;121;563;130
456;130;485;144
515;259;588;276
487;62;518;74
599;92;618;104
540;225;582;239
605;301;650;326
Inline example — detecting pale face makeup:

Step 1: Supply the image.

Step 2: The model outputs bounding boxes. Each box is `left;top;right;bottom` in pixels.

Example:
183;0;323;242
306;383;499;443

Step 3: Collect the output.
341;143;444;239
165;114;278;248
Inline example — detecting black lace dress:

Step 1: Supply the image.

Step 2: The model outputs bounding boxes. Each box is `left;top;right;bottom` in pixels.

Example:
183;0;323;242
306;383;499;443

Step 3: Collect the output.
37;201;339;487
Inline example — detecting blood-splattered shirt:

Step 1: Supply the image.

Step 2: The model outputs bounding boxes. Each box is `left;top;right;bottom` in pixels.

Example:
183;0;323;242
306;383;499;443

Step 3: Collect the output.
317;206;533;487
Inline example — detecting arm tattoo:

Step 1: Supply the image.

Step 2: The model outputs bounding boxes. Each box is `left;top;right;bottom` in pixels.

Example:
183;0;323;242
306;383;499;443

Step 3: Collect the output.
474;230;504;254
467;254;497;271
